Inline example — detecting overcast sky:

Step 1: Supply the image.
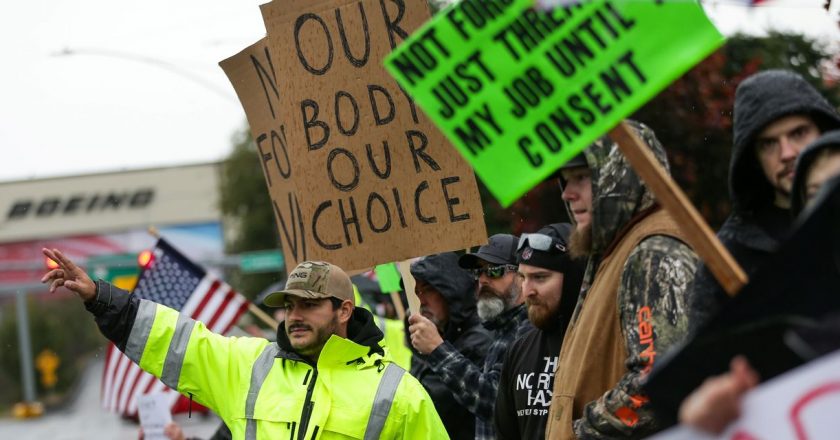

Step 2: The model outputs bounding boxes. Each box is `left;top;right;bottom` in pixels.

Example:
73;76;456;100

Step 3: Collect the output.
1;0;838;183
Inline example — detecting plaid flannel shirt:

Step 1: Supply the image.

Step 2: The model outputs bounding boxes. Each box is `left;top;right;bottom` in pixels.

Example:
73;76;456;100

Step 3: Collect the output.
427;304;533;440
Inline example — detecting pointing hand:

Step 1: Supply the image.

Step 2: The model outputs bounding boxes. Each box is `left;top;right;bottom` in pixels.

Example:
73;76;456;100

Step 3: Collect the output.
40;248;96;302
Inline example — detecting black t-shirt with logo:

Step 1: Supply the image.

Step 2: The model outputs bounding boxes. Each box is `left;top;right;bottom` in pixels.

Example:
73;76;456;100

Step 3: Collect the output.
494;324;566;440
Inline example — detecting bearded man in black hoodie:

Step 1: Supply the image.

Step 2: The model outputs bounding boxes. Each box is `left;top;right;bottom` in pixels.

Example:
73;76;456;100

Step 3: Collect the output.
691;69;840;327
494;223;584;440
408;252;493;439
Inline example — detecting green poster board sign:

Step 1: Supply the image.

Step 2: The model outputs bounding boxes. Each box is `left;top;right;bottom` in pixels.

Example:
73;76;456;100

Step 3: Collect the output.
385;0;724;207
375;262;403;293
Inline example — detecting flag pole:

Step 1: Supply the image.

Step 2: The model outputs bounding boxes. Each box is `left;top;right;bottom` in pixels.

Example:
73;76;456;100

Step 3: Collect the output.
247;304;280;329
145;226;280;329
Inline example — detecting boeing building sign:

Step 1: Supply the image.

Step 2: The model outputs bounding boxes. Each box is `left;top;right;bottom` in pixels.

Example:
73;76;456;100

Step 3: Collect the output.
0;163;222;243
7;189;155;220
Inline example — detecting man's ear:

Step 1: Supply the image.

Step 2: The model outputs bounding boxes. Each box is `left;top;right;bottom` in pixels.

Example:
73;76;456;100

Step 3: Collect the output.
338;300;354;324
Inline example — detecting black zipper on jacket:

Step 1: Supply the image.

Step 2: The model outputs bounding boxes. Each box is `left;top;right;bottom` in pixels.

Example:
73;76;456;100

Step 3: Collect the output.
297;367;318;440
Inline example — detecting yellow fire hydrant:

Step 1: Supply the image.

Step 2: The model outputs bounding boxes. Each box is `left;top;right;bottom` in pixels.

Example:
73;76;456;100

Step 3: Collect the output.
35;349;60;390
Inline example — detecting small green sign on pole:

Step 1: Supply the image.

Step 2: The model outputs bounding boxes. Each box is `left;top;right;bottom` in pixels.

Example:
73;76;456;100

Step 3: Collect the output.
240;250;285;274
385;0;724;207
375;262;403;293
87;253;140;284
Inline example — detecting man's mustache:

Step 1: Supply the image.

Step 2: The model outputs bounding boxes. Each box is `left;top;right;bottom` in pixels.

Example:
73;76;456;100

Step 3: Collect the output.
287;323;311;332
777;164;795;179
526;298;544;307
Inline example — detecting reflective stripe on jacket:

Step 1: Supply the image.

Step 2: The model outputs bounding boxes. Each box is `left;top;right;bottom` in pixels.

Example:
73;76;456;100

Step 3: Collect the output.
126;300;447;440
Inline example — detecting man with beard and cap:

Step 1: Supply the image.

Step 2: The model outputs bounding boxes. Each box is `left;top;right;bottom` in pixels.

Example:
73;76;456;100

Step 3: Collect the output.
544;120;700;439
691;69;840;327
40;253;448;440
406;235;533;440
408;252;493;439
494;223;584;440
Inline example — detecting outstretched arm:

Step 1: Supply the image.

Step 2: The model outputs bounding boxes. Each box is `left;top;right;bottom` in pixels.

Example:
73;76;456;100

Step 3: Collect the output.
41;247;264;418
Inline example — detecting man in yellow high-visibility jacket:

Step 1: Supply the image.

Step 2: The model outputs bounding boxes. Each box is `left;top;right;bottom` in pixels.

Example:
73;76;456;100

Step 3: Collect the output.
42;249;447;440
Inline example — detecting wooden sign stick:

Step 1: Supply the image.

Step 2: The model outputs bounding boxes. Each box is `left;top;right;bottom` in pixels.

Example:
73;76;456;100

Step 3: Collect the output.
609;122;747;296
390;292;407;321
397;260;422;316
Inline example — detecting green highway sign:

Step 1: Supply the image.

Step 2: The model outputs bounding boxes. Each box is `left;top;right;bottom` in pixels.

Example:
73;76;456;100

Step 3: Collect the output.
239;250;285;274
87;253;139;279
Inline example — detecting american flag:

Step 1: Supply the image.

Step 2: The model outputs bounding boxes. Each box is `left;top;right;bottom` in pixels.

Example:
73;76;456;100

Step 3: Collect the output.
100;238;249;416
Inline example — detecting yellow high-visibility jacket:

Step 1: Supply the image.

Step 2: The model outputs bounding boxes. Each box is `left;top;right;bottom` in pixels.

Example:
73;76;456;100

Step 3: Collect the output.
121;298;447;439
353;287;412;371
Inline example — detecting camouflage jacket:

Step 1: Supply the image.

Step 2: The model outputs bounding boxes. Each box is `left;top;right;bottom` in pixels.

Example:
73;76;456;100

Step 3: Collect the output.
568;122;700;439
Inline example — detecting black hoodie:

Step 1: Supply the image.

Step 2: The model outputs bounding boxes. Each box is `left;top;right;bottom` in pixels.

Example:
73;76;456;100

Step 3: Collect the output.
730;69;840;215
691;70;840;330
409;252;492;440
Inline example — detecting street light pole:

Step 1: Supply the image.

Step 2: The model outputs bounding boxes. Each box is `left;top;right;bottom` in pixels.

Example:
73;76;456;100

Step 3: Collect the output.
53;47;237;103
15;289;37;405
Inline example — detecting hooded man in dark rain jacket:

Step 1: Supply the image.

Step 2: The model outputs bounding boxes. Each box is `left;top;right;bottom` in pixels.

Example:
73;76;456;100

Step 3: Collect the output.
407;252;493;440
690;69;840;328
546;121;700;439
692;70;840;327
408;234;533;440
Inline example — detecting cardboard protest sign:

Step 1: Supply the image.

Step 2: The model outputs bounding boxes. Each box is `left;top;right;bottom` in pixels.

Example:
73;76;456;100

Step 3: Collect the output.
232;0;487;273
221;39;305;271
385;0;725;207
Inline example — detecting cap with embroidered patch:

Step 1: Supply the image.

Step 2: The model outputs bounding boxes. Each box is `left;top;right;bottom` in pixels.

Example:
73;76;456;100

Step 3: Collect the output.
262;261;354;307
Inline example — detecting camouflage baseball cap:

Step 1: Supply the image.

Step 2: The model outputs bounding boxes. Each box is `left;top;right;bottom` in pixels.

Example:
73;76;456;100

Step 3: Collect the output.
262;261;354;307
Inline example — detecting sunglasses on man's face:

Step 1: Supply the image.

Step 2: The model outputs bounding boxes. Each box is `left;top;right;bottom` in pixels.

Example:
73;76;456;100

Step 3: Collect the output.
470;264;518;280
517;233;567;253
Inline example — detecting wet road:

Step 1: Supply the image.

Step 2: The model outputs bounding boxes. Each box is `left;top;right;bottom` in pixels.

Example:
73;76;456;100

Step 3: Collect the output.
0;359;221;439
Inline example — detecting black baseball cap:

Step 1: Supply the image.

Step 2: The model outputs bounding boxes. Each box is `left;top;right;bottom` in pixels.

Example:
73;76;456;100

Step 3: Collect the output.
516;223;573;273
552;152;589;182
458;234;519;268
560;152;588;170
